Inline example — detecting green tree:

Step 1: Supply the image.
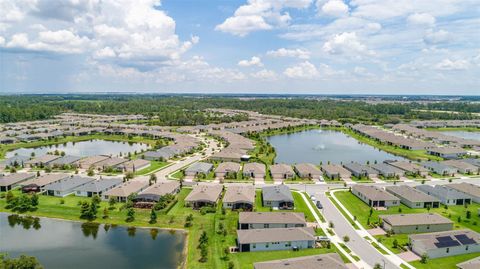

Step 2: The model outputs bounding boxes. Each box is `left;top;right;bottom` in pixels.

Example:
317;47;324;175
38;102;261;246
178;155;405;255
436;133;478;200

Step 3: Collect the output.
126;208;135;222
149;208;157;224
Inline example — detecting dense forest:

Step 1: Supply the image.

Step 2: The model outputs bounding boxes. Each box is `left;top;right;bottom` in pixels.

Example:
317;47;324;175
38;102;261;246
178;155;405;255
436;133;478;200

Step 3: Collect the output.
0;95;478;125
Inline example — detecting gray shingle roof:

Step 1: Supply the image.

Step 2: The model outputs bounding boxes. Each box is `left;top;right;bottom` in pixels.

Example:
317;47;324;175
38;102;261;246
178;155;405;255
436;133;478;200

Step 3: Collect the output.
262;185;293;202
380;213;453;226
254;253;347;269
239;212;305;224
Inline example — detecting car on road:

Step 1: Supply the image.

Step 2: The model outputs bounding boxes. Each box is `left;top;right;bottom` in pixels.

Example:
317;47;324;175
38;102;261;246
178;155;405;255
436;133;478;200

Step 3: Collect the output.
316;201;323;209
310;195;316;201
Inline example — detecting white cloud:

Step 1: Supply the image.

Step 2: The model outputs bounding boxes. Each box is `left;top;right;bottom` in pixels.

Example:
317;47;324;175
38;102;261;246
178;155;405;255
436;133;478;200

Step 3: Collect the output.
3;30;90;54
323;32;374;56
215;0;313;36
354;66;374;77
238;56;263;67
284;61;319;78
435;59;469;71
319;0;349;17
0;36;5;46
266;48;310;59
407;13;436;27
251;69;277;79
424;29;450;44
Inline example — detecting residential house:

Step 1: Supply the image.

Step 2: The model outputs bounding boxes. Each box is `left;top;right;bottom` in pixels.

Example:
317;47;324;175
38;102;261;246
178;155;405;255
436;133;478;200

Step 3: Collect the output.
134;180;181;207
238;212;306;230
223;185;255;210
343;162;378;178
294;163;322;180
351;185;400;208
370;163;404;178
184;183;223;208
445;183;480;203
320;164;351;180
269;164;295;181
385;161;429;177
21;173;71;193
103;180;149;202
262;185;294;209
214;162;241;179
442;160;479;174
427;147;467;159
243;162;266;179
457;256;480;269
379;213;453;234
409;230;480;259
253;253;347;269
237;227;315;252
25;155;61;167
184;162;214;177
44;176;95;197
74;177;123;197
75;155;110;169
421;161;457;176
116;159;150;173
48;155;82;167
385;185;440;208
416;185;472;205
0;173;36;192
1;155;30;168
93;157;127;171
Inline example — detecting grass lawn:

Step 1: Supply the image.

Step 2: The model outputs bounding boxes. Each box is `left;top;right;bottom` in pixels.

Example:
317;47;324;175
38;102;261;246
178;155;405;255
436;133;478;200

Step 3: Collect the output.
410;253;480;269
134;160;169;176
374;234;409;254
334;191;480;233
327;193;359;229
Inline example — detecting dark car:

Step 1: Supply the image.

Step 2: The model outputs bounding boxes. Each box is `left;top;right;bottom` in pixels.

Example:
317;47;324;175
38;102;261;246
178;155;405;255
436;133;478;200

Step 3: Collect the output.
316;201;323;209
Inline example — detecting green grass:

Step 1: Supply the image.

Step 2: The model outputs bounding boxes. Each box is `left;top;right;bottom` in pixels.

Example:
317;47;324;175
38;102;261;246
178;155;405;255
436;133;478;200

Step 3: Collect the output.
334;191;480;233
410;253;480;269
328;194;359;229
374;234;409;254
134;160;169;176
370;241;388;255
292;192;315;222
305;194;326;223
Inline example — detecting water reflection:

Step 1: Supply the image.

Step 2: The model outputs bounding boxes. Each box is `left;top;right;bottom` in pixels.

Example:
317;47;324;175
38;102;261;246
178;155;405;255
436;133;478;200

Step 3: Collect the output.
7;214;41;230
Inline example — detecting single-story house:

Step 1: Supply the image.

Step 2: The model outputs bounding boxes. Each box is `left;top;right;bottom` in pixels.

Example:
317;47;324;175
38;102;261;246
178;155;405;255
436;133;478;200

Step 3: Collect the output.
294;163;322;180
457;256;480;269
1;155;30;168
184;162;214;177
25;155;61;167
75;155;110;169
462;158;480;168
21;173;71;193
385;185;440;208
143;150;172;161
93;157;127;170
262;185;294;209
73;177;123;197
214;162;241;179
442;160;479;174
48;155;82;167
253;253;347;269
116;159;150;173
103;180;149;202
416;185;472;205
380;213;453;234
421;161;457;176
223;185;255;210
184;183;223;208
237;227;315;252
351;185;400;208
427;147;467;159
445;183;480;203
238;212;306;230
370;163;404;178
385;161;429;177
0;173;36;192
320;164;351;180
269;164;295;181
243;162;266;179
409;229;480;259
343;162;378;178
134;180;181;207
44;176;95;197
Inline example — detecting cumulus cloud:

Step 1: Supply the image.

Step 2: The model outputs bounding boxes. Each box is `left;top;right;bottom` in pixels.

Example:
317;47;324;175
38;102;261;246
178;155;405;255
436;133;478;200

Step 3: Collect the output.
238;56;263;67
284;61;319;78
251;69;277;79
407;13;436;27
4;30;91;54
323;32;374;56
266;48;310;59
215;0;313;36
318;0;349;17
435;59;469;71
423;29;451;44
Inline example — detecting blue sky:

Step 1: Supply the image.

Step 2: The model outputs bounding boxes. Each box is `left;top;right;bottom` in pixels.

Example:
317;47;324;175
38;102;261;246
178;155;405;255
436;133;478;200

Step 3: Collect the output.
0;0;479;94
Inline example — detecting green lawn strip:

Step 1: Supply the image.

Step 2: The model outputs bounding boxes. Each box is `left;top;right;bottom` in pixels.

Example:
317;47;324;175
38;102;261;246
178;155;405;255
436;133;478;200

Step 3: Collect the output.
328;193;359;229
400;263;410;269
410;253;480;269
370;241;388;255
304;193;326;223
334;191;480;233
134;161;169;176
338;243;351;254
292;192;315;222
374;234;409;254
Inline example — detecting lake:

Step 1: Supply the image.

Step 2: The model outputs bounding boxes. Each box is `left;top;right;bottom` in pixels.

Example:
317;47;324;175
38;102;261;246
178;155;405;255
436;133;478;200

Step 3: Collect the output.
267;129;405;164
6;140;149;158
440;131;480;141
0;214;186;269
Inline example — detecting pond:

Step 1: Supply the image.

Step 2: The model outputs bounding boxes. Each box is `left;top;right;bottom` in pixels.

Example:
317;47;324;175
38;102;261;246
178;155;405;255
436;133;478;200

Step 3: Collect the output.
6;140;149;158
440;131;480;141
0;214;186;269
267;129;405;164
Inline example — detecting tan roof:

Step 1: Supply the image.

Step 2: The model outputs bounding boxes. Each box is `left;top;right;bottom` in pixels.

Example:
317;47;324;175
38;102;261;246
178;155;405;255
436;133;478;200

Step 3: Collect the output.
447;183;480;198
442;160;478;171
387;161;428;173
185;183;223;203
239;212;305;224
353;185;399;201
243;162;266;174
270;164;294;175
237;227;314;244
385;185;439;203
25;154;60;165
94;157;127;168
104;180;149;197
215;162;241;173
380;213;453;226
294;163;321;176
22;173;70;187
75;155;109;168
0;173;36;187
321;164;351;177
139;180;180;196
254;253;347;269
223;185;255;203
119;159;150;170
457;256;480;269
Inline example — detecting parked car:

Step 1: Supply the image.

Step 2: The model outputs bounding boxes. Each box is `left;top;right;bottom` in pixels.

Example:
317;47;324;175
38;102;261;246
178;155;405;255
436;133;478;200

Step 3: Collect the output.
316;201;323;209
310;195;316;201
